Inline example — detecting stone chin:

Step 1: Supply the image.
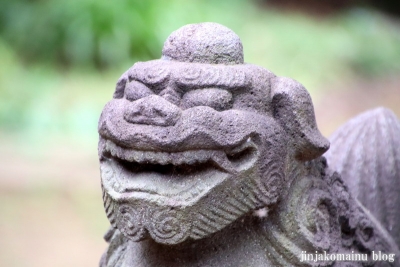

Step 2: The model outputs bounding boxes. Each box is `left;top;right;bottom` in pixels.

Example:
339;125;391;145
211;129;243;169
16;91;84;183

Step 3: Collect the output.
98;110;287;245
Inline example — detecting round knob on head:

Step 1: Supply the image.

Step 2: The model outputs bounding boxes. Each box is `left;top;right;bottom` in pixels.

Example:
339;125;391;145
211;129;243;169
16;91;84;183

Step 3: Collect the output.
162;23;244;65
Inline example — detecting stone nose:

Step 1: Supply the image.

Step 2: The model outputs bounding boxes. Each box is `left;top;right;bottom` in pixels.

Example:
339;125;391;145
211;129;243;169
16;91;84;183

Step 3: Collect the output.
124;95;181;126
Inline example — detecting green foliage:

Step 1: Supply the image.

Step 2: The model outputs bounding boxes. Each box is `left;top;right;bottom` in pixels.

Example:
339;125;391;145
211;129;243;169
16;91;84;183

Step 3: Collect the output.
0;0;251;68
1;0;400;75
0;0;164;68
337;9;400;75
0;0;400;141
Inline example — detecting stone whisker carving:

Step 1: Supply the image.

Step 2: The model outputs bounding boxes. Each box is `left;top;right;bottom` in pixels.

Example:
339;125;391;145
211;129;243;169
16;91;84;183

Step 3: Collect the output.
98;23;400;266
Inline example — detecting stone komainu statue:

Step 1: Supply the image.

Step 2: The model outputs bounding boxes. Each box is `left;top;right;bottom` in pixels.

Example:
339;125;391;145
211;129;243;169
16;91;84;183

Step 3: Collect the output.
98;23;400;266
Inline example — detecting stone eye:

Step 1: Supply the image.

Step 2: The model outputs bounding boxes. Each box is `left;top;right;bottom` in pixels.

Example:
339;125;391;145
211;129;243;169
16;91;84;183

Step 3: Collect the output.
125;81;154;101
181;88;232;111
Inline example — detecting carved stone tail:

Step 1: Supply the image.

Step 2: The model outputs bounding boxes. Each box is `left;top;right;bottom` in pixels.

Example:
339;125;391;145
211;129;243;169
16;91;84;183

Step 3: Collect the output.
325;107;400;247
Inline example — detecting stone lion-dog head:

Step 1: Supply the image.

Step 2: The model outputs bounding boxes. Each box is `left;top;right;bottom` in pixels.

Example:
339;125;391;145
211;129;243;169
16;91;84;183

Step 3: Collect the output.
98;22;329;245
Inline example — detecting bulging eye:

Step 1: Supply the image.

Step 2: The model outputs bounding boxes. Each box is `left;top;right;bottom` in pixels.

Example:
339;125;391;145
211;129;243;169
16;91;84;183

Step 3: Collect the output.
125;81;154;101
181;88;233;111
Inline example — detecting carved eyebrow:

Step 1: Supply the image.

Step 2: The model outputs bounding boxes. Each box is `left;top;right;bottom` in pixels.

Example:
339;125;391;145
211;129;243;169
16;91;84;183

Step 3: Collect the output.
127;60;274;91
174;64;249;90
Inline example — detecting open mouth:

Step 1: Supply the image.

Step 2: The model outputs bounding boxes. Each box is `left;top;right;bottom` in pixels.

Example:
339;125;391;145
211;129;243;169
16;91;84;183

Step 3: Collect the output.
100;138;258;199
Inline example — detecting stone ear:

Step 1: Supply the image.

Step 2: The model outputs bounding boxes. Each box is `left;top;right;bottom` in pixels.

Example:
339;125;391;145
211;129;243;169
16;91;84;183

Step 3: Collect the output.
270;77;329;161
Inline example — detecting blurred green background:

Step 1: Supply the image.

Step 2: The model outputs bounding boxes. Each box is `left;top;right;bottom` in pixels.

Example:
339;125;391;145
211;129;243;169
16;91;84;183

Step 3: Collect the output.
0;0;399;266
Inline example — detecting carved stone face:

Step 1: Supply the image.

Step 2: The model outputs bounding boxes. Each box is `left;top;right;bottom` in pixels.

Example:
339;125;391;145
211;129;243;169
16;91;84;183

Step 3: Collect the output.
98;23;328;245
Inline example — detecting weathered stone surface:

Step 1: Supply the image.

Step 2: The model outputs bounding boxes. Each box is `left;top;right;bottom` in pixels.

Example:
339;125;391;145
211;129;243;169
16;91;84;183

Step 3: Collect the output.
98;23;400;266
162;23;244;65
325;107;400;247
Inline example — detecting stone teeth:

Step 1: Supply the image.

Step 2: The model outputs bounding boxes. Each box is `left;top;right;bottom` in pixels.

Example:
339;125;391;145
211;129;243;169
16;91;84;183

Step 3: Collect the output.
227;140;252;155
121;150;170;164
104;140;248;171
106;141;217;166
109;147;119;158
211;151;235;173
171;150;210;165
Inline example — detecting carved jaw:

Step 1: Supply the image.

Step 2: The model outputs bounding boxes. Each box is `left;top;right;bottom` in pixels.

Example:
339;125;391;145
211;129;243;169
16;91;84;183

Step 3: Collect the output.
99;135;274;245
100;137;258;201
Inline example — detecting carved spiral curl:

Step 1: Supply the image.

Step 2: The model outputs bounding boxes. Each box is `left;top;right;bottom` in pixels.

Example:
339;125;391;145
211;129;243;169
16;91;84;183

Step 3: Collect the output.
297;188;338;251
262;162;341;266
256;160;284;205
147;208;190;245
179;67;203;86
201;66;221;85
116;205;147;242
131;61;170;86
143;66;170;85
356;217;374;244
223;68;247;88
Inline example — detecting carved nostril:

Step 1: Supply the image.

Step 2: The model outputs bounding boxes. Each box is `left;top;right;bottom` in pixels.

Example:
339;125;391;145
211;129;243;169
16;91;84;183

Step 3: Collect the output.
124;95;181;126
